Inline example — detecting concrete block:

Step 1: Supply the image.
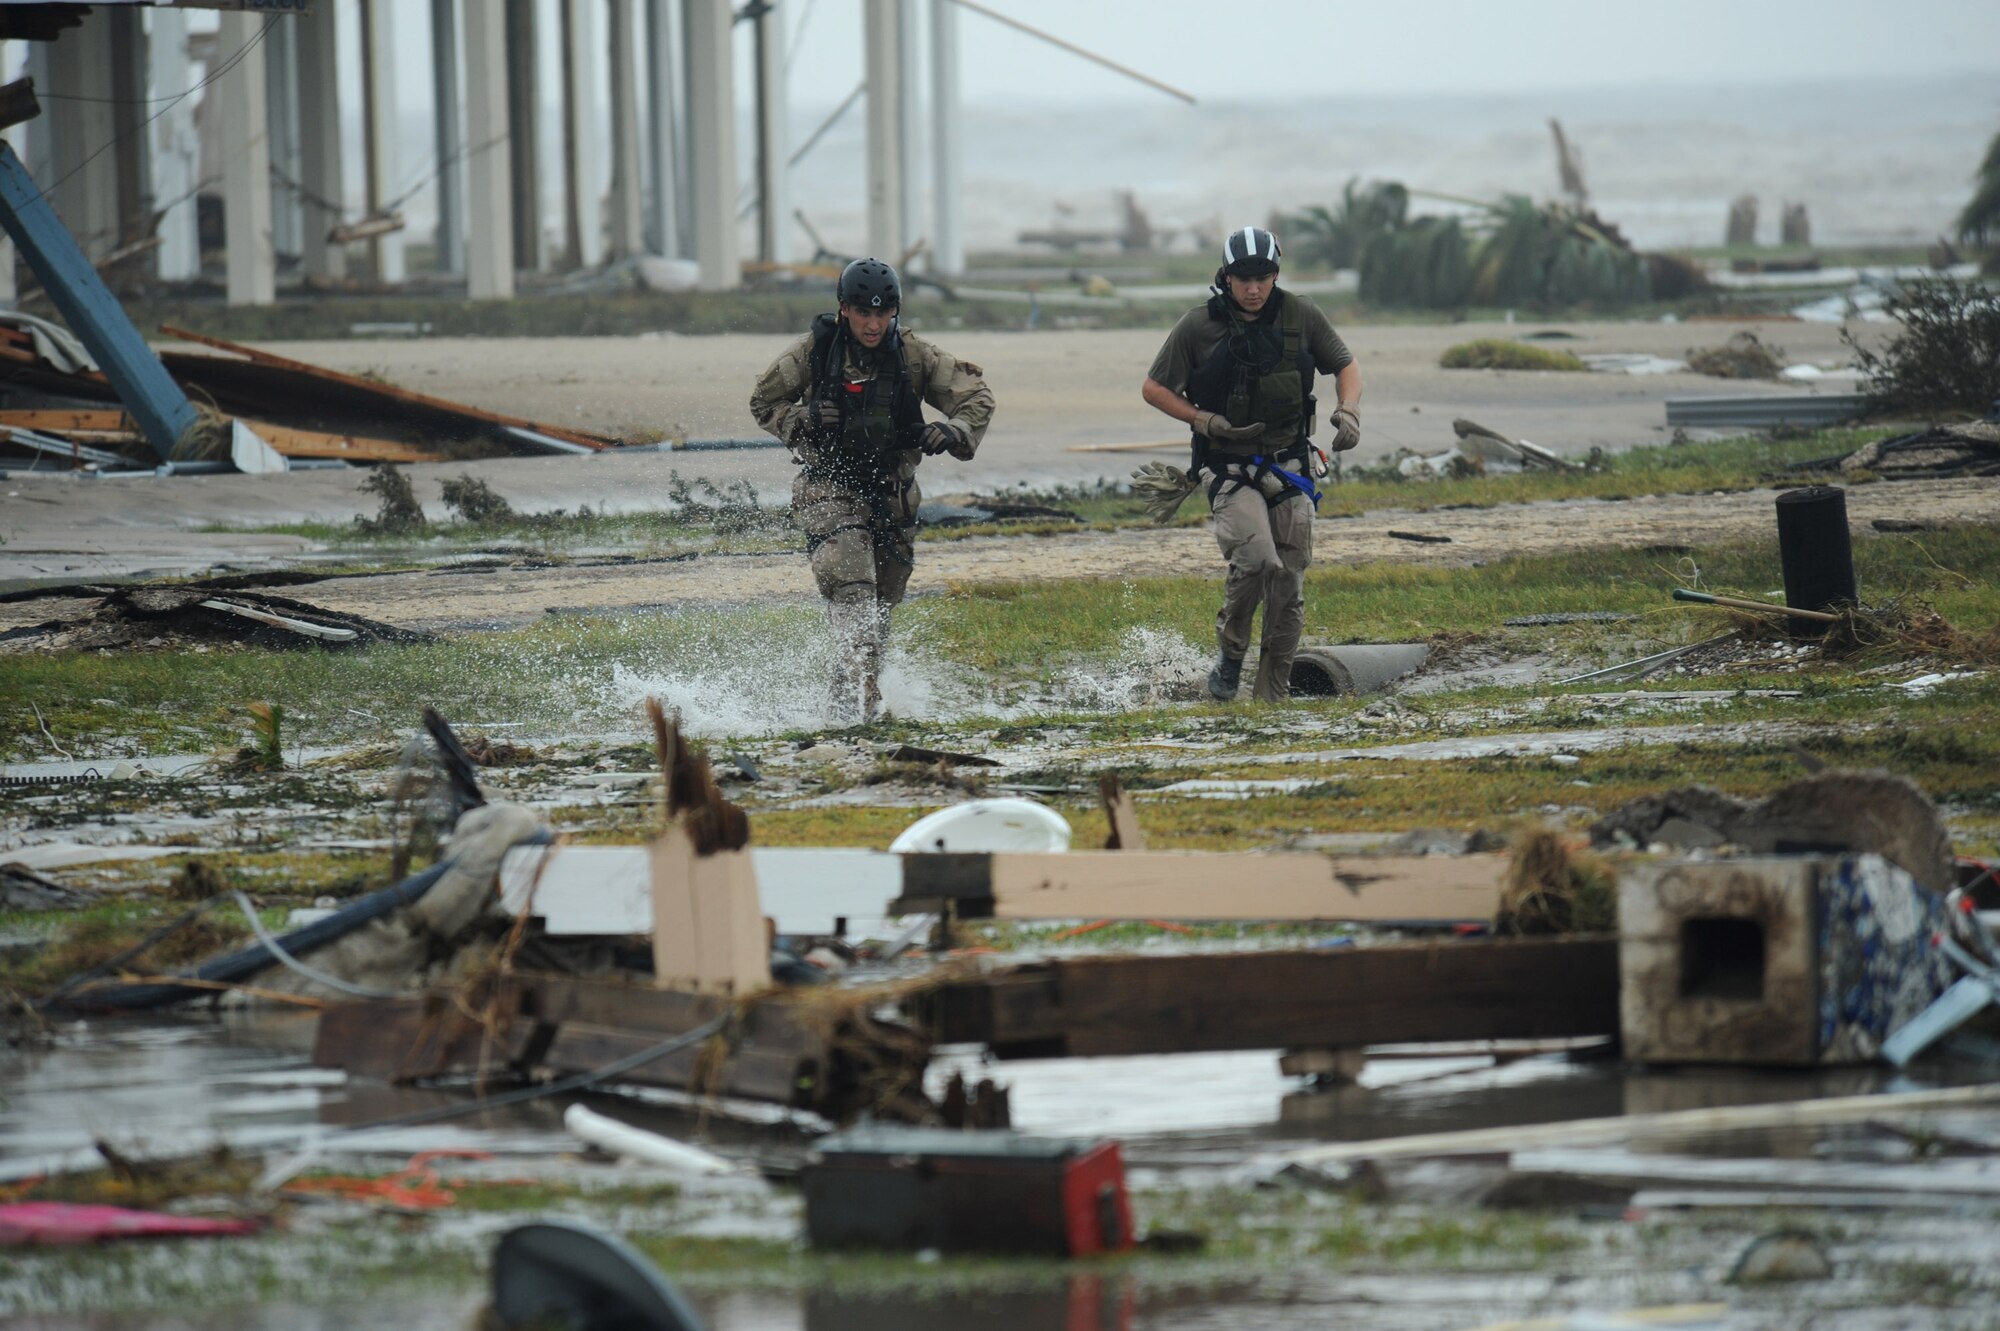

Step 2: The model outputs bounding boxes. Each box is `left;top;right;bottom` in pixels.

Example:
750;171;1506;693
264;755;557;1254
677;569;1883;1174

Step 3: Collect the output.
1619;855;1953;1066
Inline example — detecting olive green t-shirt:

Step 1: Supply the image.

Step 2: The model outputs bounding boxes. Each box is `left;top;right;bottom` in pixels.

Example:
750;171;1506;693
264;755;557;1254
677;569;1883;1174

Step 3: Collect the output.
1145;288;1355;397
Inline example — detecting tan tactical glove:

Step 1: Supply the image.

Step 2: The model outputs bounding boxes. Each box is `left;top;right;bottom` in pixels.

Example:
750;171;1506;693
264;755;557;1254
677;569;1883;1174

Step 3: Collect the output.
1193;411;1266;445
1129;461;1200;524
918;423;957;456
1330;406;1362;452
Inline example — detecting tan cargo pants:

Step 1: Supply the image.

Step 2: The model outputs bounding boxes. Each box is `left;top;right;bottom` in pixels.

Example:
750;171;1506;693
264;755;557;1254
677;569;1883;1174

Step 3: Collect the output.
1210;470;1314;702
793;471;920;723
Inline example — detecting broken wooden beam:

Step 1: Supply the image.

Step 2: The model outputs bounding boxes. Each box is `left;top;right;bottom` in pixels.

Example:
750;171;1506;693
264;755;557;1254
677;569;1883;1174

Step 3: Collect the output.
313;972;930;1123
916;936;1618;1059
237;419;439;464
0;408;133;433
159;324;615;452
891;851;1504;923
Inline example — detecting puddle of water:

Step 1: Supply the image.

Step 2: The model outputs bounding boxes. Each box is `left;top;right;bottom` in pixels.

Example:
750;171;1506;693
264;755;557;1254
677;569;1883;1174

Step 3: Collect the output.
599;618;1208;738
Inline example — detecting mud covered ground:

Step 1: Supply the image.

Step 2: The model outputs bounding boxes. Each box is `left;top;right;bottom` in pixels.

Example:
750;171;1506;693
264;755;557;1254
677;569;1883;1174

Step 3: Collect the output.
4;318;1999;1329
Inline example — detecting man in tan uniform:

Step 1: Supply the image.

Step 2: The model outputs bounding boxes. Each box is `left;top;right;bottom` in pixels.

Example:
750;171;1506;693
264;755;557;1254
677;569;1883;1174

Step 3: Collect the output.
750;258;995;724
1141;226;1362;702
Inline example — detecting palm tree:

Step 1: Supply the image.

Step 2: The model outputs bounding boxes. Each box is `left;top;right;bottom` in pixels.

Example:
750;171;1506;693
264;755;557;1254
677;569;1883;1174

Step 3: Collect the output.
1957;129;2000;255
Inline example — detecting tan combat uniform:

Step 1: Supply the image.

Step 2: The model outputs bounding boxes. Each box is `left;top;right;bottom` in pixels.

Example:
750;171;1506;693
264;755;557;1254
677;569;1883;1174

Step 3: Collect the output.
750;327;994;722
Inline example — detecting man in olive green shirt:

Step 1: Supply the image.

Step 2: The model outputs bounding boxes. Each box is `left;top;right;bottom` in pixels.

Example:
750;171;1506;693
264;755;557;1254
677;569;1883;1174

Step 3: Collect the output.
1141;226;1362;702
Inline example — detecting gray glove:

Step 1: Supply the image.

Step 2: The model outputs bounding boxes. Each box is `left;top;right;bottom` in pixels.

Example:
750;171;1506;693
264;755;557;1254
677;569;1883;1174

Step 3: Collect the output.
919;423;957;456
1330;406;1361;452
811;399;842;433
1194;410;1266;445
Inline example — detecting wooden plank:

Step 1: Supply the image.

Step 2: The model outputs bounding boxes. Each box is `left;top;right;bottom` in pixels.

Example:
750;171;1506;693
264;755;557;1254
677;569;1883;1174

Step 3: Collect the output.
1099;774;1146;850
510;973;822;1059
312;995;540;1082
238;418;439;463
539;1022;808;1105
650;824;770;996
921;937;1618;1058
1285;1083;2000;1167
0;409;131;432
897;851;1502;923
159;323;614;451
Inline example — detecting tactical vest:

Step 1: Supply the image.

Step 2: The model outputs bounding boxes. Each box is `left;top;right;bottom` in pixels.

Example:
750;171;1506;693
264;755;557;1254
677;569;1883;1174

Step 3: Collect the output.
1184;289;1315;469
807;312;926;488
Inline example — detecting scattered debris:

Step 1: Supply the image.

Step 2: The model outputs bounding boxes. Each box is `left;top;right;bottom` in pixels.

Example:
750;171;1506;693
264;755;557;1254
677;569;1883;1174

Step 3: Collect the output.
0;1202;260;1246
1726;1230;1833;1284
917;499;1084;527
0;585;431;653
1622;853;1954;1064
490;1221;705;1331
1578;352;1688;375
881;743;1001;769
1794;420;2000;480
1504;612;1632;626
1592;769;1956;891
802;1125;1133;1256
563;1105;746;1177
1685;331;1786;379
0;321;626;474
0;861;81;910
1289;642;1432;696
887;797;1072;853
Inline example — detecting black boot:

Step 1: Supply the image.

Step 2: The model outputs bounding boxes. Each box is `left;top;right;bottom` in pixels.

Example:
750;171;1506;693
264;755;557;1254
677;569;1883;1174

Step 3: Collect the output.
1207;651;1244;701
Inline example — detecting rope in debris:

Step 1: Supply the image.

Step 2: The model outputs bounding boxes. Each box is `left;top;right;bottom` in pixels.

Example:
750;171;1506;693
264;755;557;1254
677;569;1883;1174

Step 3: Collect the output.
257;1009;736;1190
227;890;404;1001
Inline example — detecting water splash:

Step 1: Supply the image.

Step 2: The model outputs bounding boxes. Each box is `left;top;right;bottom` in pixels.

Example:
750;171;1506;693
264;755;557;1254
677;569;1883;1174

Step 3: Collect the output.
1046;625;1209;711
507;609;1209;743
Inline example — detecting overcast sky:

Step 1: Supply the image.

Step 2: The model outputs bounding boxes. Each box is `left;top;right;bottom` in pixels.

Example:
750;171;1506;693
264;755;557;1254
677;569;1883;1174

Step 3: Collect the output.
359;0;2000;110
791;0;2000;104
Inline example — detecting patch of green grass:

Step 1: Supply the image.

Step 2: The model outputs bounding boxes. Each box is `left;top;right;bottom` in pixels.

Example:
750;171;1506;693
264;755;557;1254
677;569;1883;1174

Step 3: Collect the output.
7;521;1994;767
1439;339;1589;371
1321;427;1896;516
1313;1207;1585;1267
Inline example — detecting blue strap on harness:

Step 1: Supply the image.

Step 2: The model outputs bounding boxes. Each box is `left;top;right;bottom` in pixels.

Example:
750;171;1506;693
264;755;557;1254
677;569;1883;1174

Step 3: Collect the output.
1254;455;1321;506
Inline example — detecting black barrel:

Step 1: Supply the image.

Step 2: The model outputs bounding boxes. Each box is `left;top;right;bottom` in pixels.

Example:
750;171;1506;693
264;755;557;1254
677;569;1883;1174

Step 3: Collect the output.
1775;485;1856;635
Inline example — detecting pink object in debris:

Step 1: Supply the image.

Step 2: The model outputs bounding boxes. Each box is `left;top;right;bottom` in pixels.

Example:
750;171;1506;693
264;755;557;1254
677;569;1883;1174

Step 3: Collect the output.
0;1202;260;1246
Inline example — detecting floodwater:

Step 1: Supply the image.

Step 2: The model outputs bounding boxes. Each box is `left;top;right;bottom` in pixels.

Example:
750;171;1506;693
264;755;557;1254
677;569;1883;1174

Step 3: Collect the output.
12;1009;1986;1186
6;1014;2000;1329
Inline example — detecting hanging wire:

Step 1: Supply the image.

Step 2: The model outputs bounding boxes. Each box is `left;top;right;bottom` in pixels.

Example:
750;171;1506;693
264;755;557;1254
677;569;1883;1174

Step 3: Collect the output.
31;17;280;212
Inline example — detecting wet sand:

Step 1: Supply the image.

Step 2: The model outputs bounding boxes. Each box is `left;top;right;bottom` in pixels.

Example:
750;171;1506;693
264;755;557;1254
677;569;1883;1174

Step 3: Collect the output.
0;316;1889;585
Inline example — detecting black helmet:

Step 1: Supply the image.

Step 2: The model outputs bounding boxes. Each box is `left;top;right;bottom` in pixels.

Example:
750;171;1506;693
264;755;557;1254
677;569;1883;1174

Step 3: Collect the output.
837;258;901;309
1222;226;1282;276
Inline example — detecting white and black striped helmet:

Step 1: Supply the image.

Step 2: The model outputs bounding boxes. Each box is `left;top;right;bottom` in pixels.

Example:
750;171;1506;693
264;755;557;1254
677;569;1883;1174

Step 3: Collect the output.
1222;226;1282;276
